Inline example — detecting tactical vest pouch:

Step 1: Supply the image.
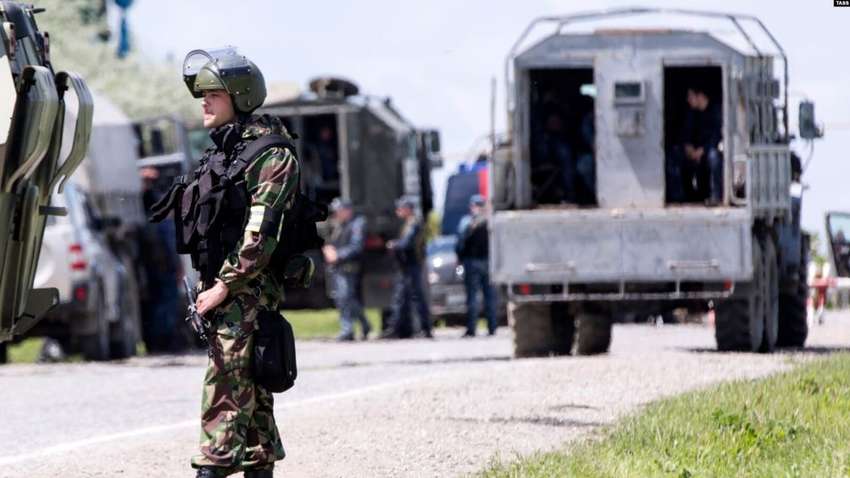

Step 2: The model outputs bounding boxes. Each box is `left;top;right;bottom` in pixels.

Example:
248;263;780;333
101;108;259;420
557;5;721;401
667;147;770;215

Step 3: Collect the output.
281;254;316;289
149;180;193;254
252;310;297;393
269;193;327;288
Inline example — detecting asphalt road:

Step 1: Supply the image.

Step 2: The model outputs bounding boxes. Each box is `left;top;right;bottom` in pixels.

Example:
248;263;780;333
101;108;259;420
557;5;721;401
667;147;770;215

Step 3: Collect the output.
2;314;850;478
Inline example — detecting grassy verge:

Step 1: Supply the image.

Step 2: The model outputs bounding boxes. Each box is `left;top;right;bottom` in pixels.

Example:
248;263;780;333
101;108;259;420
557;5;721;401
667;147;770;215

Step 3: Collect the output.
2;308;380;364
6;338;43;363
481;354;850;478
284;308;383;339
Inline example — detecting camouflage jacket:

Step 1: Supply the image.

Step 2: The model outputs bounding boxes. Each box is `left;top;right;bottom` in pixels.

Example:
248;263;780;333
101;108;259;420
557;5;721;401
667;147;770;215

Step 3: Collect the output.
217;115;300;308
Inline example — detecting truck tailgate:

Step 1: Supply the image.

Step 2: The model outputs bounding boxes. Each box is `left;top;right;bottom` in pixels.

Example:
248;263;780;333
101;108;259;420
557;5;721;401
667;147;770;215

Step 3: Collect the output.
490;207;752;283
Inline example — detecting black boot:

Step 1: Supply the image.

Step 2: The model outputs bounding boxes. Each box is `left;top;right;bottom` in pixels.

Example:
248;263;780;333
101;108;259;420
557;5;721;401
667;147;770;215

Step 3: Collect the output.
244;467;274;478
195;466;226;478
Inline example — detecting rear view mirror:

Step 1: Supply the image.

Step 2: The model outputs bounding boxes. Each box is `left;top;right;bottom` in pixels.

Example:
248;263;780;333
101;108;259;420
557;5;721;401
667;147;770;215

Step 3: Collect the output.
428;130;441;154
826;212;850;278
799;101;823;140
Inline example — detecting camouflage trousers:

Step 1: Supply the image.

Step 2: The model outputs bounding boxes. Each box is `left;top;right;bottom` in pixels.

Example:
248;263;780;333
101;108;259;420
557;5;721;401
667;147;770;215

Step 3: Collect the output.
191;293;286;474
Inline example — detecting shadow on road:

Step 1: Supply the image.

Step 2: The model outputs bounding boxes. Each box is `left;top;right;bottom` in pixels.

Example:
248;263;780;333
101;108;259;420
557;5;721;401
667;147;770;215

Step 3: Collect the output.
676;346;850;355
548;403;601;412
327;354;512;370
445;415;605;428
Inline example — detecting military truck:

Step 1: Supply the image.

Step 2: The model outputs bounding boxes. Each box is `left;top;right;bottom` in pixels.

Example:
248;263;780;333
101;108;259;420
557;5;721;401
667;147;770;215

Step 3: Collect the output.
256;77;442;310
0;2;93;344
489;8;821;357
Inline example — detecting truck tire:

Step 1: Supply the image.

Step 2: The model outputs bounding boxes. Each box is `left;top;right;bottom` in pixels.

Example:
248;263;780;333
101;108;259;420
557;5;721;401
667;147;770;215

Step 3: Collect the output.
761;237;779;352
574;312;612;355
715;233;778;352
510;302;553;358
777;240;809;347
79;283;110;361
0;343;7;364
550;302;576;356
110;275;140;359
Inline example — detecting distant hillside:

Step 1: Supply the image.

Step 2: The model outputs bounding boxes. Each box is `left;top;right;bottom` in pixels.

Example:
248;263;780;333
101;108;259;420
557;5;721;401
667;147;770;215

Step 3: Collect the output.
35;0;197;120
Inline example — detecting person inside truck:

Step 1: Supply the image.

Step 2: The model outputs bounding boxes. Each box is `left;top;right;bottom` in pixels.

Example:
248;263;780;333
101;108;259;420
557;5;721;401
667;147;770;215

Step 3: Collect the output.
532;90;596;206
304;125;340;204
668;85;723;205
316;125;339;182
534;107;575;204
574;99;596;205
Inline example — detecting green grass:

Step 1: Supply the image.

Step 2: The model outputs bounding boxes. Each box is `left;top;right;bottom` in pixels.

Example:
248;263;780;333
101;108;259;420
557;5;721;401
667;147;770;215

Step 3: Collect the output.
480;354;850;478
284;308;383;339
7;338;43;363
2;308;379;364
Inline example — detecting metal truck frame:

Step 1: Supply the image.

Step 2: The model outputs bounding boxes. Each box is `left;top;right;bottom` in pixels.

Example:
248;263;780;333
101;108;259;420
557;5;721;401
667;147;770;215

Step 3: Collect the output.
489;8;816;356
0;2;93;342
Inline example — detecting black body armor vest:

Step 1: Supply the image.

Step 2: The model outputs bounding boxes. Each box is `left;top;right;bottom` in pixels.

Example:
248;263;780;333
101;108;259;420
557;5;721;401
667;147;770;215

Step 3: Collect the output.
149;124;327;286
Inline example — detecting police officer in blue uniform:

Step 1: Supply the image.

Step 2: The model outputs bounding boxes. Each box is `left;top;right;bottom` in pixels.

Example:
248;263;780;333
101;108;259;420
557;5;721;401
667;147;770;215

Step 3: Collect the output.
323;198;371;341
383;196;432;339
456;194;497;337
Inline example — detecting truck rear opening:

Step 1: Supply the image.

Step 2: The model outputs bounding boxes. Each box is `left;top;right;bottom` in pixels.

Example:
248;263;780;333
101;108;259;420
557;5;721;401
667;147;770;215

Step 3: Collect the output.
528;68;596;206
663;66;723;205
526;65;725;210
298;113;342;206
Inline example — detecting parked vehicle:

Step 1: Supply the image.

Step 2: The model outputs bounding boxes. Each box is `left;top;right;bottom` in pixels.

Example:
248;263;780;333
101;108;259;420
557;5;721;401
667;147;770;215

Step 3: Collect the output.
32;182;139;360
426;235;506;324
489;8;822;357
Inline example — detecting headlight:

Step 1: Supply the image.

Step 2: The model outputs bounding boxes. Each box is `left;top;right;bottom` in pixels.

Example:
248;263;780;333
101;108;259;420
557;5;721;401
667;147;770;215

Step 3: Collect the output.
428;272;439;284
455;265;464;278
432;257;443;268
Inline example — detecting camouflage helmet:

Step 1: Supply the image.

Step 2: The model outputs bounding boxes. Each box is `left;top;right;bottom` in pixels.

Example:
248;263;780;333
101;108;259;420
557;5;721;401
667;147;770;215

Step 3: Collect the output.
182;47;267;114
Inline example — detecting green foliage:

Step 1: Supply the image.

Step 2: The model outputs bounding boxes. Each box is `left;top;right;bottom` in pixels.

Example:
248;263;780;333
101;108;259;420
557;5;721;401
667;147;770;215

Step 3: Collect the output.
283;308;383;339
36;0;197;120
807;230;827;267
480;354;850;478
426;211;442;241
7;338;43;363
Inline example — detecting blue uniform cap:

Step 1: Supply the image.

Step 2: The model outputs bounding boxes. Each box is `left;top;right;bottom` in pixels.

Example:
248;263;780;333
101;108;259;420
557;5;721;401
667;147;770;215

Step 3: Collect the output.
330;197;353;211
395;196;416;210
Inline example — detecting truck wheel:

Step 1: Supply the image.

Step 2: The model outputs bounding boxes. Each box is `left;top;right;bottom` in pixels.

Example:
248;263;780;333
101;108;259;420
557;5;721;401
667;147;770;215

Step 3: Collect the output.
760;237;779;352
79;283;110;361
550;302;576;356
715;234;777;352
0;343;7;364
777;237;809;348
510;302;553;358
574;312;612;355
110;276;140;359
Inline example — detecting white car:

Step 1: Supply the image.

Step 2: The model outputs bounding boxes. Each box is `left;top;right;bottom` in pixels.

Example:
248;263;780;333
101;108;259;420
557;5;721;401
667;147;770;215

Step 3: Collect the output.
32;182;140;360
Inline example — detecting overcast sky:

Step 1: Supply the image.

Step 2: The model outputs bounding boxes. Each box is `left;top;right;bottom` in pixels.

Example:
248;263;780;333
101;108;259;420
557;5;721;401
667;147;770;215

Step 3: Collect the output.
129;0;848;239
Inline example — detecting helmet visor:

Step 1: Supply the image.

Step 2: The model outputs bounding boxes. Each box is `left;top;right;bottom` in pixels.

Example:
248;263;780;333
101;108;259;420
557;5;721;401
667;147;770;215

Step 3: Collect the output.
183;47;252;96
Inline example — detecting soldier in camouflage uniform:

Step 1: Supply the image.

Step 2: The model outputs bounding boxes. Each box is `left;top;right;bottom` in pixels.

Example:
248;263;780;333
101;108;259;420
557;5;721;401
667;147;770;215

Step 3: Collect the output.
181;48;298;478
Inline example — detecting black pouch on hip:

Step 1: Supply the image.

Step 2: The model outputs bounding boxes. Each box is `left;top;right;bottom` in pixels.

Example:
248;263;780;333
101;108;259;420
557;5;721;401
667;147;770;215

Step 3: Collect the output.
253;310;297;393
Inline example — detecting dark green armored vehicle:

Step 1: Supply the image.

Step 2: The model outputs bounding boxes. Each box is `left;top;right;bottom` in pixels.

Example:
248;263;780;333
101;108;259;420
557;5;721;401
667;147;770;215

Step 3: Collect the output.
0;2;93;344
